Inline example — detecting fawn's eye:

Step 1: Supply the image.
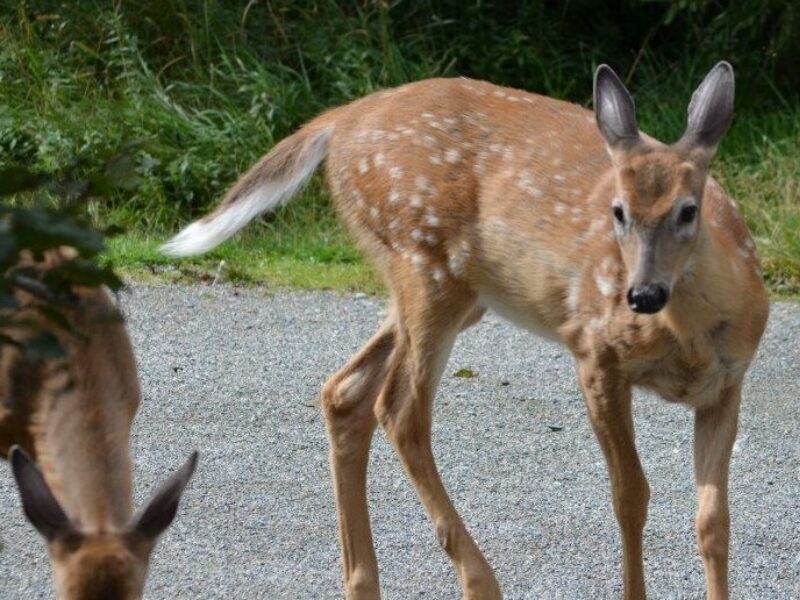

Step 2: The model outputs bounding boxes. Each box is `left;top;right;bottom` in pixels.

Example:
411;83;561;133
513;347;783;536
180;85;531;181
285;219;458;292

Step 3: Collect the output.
678;205;697;225
612;205;625;225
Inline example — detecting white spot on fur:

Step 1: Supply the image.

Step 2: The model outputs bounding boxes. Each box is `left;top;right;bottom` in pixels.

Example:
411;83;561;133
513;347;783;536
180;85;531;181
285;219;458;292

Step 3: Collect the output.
445;148;461;163
411;253;426;267
388;218;400;231
589;316;608;331
411;229;424;242
554;202;567;215
425;213;441;227
415;175;431;190
358;159;369;174
566;274;582;314
587;216;607;237
432;266;445;282
389;166;403;179
553;174;566;183
388;191;400;203
370;207;380;220
409;194;423;208
425;232;438;245
493;90;506;98
447;240;471;277
429;154;443;166
374;153;386;167
594;270;617;298
422;135;436;147
421;112;435;119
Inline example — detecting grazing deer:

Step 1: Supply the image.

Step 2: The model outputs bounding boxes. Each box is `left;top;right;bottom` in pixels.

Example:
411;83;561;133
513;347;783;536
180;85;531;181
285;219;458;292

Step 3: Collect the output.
1;250;198;600
163;62;768;599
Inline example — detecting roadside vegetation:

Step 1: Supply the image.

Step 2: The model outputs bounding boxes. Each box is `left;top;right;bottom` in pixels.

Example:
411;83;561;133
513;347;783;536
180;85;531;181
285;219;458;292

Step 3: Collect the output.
1;1;797;295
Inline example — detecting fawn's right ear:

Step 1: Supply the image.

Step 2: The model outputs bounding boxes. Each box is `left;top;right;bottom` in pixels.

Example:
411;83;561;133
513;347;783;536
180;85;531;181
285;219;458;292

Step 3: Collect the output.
593;64;642;154
129;451;198;540
9;446;74;540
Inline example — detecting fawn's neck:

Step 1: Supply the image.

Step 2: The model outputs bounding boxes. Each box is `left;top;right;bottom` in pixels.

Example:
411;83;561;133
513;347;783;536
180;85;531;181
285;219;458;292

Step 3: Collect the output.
658;224;741;342
32;307;138;532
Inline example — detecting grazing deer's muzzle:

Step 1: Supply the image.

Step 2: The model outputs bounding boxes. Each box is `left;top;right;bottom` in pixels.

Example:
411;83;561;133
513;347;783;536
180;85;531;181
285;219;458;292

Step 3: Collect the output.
627;283;669;314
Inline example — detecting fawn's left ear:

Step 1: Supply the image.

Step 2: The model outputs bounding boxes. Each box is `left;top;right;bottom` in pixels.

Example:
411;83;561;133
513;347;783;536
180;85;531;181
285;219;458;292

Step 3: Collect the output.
9;446;75;540
677;61;735;158
593;64;642;154
129;451;198;540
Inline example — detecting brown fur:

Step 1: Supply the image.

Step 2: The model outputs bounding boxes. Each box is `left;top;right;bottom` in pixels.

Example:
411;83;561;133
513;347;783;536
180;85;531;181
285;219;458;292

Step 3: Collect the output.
170;72;768;599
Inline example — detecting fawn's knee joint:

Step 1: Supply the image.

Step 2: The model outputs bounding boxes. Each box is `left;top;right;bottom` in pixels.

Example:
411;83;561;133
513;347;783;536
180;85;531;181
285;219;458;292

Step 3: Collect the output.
345;567;380;600
322;370;371;416
435;519;458;557
696;509;729;560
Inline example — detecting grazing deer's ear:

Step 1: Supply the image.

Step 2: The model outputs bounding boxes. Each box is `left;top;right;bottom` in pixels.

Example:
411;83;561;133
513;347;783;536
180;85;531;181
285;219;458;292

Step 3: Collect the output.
593;64;641;152
9;446;74;540
678;61;734;154
130;451;198;540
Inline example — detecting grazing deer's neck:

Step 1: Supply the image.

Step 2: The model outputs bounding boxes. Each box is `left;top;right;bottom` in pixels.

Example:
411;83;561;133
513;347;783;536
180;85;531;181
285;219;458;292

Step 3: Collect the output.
32;293;139;532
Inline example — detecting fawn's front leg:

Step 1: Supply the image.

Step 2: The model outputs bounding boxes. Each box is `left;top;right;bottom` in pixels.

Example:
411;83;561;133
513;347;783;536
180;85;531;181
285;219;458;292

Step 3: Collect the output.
694;383;741;600
578;360;649;600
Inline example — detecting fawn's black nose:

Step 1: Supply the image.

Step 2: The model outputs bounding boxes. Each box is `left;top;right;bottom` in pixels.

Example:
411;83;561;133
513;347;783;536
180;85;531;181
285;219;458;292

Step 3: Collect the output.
627;284;669;314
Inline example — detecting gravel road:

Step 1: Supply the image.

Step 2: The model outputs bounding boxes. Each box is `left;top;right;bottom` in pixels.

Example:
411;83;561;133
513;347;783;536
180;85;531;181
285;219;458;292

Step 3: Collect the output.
0;285;797;599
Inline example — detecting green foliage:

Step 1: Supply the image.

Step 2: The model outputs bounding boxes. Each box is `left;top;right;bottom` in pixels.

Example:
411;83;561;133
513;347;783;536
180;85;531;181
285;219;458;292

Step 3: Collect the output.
0;150;132;359
0;1;797;295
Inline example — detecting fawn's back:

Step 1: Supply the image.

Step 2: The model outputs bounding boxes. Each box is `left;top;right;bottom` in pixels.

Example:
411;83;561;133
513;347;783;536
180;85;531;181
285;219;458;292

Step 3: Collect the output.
322;78;763;347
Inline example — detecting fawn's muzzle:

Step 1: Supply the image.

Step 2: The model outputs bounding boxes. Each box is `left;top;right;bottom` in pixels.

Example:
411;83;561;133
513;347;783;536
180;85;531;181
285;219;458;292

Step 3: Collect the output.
627;284;669;314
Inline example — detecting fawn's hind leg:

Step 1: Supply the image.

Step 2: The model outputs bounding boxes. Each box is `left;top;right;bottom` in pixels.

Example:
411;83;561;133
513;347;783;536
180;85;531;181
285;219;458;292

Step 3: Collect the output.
321;318;396;599
375;275;501;599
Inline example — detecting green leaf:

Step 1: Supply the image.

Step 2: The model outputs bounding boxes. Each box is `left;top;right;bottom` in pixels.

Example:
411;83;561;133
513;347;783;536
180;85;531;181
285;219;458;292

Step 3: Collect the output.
34;305;75;334
0;167;49;196
453;368;477;379
20;331;66;362
0;291;19;309
12;209;105;257
45;259;124;292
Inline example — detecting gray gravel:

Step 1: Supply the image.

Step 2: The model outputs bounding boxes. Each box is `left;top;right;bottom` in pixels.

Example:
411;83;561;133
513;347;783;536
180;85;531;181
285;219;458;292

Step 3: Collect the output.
0;285;797;599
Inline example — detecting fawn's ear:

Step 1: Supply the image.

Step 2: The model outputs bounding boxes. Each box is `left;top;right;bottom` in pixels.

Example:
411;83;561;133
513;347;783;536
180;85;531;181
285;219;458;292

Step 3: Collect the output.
129;451;198;540
593;64;641;154
9;446;74;540
677;61;735;158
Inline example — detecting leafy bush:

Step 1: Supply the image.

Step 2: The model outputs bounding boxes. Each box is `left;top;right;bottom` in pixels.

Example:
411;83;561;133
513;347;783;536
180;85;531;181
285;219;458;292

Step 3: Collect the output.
0;148;134;358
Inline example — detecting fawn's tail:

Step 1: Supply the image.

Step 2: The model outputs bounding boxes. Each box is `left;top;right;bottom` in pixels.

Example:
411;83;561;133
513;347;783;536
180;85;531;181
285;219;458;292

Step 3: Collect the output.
161;124;331;256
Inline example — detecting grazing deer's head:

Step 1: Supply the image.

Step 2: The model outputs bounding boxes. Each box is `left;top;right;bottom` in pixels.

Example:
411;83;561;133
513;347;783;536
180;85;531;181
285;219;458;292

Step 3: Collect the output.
593;62;735;314
10;447;198;600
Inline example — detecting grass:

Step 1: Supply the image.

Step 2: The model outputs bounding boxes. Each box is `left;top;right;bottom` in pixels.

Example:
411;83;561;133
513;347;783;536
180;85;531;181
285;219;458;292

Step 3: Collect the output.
106;229;382;293
1;1;798;297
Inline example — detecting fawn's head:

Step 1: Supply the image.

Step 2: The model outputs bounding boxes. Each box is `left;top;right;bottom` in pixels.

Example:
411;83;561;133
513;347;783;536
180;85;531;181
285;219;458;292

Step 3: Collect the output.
9;447;198;600
593;62;734;314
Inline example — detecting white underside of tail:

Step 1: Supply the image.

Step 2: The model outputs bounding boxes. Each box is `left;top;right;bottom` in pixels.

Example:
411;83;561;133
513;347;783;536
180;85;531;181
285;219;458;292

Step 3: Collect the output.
161;128;330;256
